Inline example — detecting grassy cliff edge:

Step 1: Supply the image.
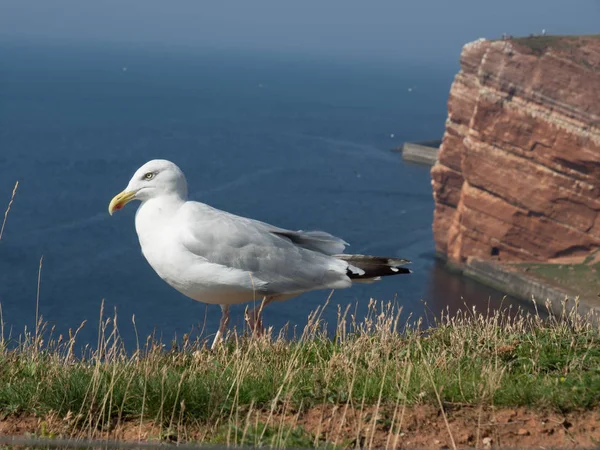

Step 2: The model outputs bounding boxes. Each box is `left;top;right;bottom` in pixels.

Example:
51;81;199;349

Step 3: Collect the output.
0;300;599;447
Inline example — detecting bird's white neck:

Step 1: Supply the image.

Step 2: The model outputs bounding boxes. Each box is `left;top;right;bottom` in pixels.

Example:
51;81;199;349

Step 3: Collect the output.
134;194;185;240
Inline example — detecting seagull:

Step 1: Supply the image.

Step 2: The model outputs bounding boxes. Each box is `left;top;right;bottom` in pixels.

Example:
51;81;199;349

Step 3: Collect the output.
108;160;411;349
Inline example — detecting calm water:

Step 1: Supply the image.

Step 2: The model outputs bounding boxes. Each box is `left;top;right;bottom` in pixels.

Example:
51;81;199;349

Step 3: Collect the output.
0;40;521;346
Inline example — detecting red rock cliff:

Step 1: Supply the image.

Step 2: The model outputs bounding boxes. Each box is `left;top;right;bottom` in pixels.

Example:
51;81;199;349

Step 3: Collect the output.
432;36;600;264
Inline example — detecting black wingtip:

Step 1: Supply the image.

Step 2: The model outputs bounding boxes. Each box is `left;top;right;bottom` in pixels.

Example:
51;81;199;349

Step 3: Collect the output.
340;254;412;279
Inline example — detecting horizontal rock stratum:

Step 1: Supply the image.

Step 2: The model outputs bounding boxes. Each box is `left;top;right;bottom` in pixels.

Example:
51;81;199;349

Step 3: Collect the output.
432;35;600;264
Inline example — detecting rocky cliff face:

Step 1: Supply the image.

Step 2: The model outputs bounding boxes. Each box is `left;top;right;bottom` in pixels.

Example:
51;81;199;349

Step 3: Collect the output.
432;36;600;265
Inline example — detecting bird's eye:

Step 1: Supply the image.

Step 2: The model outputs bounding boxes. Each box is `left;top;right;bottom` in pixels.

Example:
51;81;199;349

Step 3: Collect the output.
143;172;155;180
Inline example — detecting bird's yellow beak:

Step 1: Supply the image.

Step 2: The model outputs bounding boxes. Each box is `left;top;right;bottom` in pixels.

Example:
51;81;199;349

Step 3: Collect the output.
108;190;136;215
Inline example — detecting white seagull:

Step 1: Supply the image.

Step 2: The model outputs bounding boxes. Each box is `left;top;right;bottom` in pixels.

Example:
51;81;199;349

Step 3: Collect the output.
108;160;411;349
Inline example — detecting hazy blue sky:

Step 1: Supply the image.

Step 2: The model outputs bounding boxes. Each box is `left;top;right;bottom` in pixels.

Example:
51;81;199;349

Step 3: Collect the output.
1;0;598;62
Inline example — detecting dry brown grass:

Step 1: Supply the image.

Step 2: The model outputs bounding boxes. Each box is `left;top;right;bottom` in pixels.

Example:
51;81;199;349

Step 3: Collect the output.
0;297;598;448
0;180;18;242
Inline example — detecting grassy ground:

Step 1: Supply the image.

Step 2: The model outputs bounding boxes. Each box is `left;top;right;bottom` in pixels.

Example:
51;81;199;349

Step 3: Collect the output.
509;34;600;72
512;35;583;55
0;299;599;447
513;251;600;301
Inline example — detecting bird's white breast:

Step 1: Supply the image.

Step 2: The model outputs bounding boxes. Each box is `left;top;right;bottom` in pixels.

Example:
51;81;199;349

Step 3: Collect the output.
134;197;262;305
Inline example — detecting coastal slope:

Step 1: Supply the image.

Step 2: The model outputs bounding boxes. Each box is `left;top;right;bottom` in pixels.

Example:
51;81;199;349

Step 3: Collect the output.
432;35;600;266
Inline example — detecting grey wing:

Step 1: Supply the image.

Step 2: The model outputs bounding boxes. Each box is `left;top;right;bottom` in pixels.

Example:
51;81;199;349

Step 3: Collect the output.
177;202;352;295
269;229;348;255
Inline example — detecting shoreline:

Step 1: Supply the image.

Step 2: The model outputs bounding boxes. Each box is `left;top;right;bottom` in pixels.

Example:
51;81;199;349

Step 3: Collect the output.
436;252;599;316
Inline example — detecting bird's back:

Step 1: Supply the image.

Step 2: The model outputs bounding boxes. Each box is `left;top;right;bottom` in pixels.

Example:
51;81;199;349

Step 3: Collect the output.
175;201;353;296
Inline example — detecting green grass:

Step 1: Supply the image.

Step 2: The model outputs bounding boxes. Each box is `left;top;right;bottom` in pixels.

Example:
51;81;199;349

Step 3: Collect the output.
0;300;598;445
509;34;600;71
515;256;600;300
512;35;580;55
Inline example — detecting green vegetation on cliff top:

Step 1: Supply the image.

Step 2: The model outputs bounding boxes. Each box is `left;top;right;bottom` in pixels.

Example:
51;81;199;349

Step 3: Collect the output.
0;300;598;446
509;34;600;71
514;249;600;303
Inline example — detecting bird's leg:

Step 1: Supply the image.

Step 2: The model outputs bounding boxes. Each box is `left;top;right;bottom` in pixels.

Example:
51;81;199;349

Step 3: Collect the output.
246;296;272;336
211;304;230;350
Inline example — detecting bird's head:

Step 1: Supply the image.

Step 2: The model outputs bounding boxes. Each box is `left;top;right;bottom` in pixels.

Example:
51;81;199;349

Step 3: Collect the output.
108;159;188;215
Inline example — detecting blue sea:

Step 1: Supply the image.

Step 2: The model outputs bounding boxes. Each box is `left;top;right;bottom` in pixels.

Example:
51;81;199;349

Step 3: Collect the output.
0;40;521;347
